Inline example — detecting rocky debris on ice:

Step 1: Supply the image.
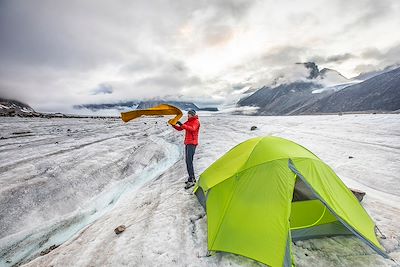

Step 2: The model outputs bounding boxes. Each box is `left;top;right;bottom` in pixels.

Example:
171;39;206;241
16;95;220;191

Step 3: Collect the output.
40;245;59;256
350;188;366;202
114;225;126;235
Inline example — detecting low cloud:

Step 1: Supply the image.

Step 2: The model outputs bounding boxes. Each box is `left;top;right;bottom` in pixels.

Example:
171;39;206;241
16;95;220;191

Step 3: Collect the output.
261;46;304;66
361;44;400;62
311;53;356;64
92;83;113;95
353;64;378;74
357;43;400;73
342;0;396;29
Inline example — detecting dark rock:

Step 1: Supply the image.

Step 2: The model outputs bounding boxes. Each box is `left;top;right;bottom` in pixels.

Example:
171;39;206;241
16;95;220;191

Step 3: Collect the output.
114;225;126;234
12;131;32;135
348;156;354;159
250;126;258;131
297;62;320;79
349;188;366;202
40;244;59;256
199;107;219;111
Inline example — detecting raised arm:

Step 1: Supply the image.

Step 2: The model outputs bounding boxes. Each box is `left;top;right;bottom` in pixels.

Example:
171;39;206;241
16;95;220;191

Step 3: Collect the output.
181;120;199;132
172;124;184;131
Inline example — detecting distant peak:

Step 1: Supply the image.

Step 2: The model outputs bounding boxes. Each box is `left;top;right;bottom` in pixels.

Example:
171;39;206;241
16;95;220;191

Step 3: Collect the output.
0;97;36;115
0;98;35;111
319;68;349;81
320;68;334;73
295;62;320;79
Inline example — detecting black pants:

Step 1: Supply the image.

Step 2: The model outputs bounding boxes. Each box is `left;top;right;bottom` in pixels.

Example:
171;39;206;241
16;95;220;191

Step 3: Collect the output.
185;144;197;182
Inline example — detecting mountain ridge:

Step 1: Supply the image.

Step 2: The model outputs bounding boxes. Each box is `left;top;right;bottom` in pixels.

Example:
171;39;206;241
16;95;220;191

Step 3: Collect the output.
0;98;37;116
296;66;400;114
238;66;400;115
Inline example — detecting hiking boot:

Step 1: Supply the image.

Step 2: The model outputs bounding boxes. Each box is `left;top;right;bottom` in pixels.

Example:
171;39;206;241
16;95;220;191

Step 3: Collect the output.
184;181;196;190
185;178;196;184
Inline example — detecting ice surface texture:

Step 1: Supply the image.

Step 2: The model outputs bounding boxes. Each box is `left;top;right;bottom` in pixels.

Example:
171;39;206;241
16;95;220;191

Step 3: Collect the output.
0;114;399;267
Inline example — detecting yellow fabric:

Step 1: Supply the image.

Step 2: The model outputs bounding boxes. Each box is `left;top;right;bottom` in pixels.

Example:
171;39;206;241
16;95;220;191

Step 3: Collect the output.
120;104;183;125
206;159;295;266
291;158;385;252
290;199;337;230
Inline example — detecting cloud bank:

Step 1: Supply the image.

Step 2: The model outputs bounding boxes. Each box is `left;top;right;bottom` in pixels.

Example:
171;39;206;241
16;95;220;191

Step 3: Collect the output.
0;0;399;113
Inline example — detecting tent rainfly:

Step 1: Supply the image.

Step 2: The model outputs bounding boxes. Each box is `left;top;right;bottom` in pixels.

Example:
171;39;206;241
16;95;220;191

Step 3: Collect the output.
194;136;388;267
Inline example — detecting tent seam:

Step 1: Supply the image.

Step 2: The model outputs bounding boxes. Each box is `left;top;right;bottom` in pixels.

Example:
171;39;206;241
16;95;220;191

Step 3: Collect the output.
238;137;264;174
209;175;241;250
206;157;315;190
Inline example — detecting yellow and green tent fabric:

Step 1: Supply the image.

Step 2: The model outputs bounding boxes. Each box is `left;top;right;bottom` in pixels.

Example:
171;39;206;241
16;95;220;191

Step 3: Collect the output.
194;136;387;267
121;104;182;125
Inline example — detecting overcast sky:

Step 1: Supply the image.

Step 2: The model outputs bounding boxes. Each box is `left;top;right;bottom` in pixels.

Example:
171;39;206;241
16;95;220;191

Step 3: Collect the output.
1;0;399;113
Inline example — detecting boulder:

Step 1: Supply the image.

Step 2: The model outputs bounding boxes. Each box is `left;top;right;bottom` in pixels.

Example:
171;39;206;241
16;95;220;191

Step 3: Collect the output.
349;188;366;202
114;225;126;235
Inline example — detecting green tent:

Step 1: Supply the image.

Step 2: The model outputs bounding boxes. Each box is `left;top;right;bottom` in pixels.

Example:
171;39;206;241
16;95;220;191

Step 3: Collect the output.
194;136;387;266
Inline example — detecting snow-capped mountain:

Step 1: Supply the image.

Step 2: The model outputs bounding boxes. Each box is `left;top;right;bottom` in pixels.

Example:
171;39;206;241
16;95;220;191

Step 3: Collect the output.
74;101;140;111
294;62;350;85
237;82;326;115
237;64;400;115
352;64;400;81
319;68;350;85
0;98;36;116
296;62;320;79
75;100;218;112
296;66;400;114
237;63;350;115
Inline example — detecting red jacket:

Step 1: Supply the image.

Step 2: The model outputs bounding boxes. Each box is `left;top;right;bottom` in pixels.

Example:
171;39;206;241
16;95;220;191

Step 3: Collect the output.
173;115;200;145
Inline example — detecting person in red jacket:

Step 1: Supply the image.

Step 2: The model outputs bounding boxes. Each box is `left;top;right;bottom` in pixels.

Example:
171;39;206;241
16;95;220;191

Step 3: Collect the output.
172;109;200;189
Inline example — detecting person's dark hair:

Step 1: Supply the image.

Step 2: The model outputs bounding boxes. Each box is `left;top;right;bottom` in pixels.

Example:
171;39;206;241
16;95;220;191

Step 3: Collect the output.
188;109;196;116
